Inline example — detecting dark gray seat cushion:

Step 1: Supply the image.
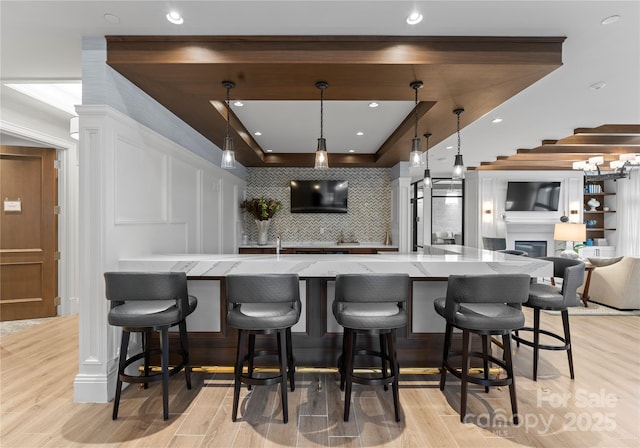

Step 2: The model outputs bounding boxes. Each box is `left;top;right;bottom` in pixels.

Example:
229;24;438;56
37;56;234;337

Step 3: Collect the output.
333;302;407;330
527;283;566;309
108;295;197;328
228;302;301;330
434;297;524;332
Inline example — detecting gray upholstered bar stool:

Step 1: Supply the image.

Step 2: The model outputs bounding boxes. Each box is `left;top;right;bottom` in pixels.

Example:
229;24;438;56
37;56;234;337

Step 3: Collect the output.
105;271;197;421
225;274;301;423
512;257;585;381
333;273;409;422
434;274;530;423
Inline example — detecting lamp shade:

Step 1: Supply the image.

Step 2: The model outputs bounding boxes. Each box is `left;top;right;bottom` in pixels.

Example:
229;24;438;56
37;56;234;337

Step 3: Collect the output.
554;223;586;242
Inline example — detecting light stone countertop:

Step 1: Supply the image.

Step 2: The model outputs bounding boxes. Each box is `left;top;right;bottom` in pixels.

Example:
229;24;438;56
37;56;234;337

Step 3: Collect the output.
120;245;552;279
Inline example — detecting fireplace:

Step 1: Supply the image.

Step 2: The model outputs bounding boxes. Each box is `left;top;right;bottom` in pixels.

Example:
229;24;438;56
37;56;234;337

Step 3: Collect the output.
515;240;547;258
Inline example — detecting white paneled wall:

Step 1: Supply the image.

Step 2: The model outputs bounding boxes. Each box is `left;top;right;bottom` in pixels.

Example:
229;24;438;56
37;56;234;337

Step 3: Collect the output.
74;105;245;403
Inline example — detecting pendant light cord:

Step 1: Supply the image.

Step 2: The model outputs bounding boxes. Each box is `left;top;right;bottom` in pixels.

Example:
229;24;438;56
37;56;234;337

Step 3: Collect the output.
414;86;419;139
320;86;324;139
226;85;231;138
424;134;430;168
456;111;461;156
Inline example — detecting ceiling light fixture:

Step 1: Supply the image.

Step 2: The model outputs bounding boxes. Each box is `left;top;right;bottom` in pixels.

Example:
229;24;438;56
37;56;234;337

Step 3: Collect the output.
406;11;423;25
452;108;466;179
492;117;503;123
221;80;236;170
601;15;620;25
590;81;607;90
70;116;79;140
348;149;355;153
233;101;243;107
369;102;379;108
423;133;432;188
572;154;638;181
314;81;329;170
409;81;424;168
356;131;364;136
103;13;120;24
254;131;262;136
166;11;184;24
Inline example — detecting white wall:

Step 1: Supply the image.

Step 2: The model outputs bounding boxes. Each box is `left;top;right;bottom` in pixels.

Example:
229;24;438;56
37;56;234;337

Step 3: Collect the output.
74;37;247;403
465;170;585;251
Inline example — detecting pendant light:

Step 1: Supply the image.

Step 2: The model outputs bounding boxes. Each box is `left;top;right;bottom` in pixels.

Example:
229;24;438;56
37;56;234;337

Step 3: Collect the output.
409;81;424;168
423;132;432;187
314;81;329;169
221;80;237;169
452;108;465;179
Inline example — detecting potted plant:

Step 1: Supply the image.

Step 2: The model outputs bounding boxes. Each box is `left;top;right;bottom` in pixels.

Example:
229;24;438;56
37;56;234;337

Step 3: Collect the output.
240;196;282;245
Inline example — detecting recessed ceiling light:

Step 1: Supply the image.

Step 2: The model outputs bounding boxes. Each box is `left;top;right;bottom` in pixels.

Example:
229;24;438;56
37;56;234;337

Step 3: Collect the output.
492;118;503;124
103;13;120;24
266;149;273;153
254;131;262;136
590;81;607;90
446;146;453;150
601;15;620;25
356;131;364;136
369;102;379;108
166;11;184;25
406;11;423;25
233;101;243;107
348;149;355;153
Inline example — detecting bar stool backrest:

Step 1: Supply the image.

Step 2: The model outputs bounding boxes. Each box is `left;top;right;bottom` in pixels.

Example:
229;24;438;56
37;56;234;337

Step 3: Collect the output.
104;271;190;314
335;274;409;303
226;274;300;304
537;257;585;307
443;274;530;322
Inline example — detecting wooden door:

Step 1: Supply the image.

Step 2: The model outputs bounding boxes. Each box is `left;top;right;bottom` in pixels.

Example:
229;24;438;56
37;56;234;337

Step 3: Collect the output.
0;146;57;321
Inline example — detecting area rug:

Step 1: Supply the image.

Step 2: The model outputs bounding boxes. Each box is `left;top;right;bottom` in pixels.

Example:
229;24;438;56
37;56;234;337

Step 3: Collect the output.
0;317;56;337
543;302;640;316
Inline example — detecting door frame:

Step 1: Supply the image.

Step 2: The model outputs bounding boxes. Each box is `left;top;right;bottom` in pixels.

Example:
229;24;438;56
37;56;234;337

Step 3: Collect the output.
1;120;79;316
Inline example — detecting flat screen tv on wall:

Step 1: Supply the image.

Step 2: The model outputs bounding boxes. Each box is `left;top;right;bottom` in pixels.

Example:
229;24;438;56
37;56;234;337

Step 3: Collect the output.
505;181;561;211
290;180;348;213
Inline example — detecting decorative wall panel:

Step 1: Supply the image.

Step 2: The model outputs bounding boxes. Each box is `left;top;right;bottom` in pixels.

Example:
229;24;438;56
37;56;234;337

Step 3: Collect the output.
244;168;391;243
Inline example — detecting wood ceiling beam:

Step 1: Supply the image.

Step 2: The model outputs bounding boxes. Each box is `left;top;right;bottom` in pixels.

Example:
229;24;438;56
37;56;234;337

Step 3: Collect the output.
572;124;640;135
517;145;640;154
262;153;378;168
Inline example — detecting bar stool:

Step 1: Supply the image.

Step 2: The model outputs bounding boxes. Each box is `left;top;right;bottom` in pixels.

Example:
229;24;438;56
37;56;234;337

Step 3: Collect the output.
225;274;301;423
512;257;585;380
434;274;530;423
333;273;409;422
104;271;197;420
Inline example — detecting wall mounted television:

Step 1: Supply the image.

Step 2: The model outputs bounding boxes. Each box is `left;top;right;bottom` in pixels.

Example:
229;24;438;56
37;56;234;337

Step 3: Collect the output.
505;181;561;211
290;180;348;213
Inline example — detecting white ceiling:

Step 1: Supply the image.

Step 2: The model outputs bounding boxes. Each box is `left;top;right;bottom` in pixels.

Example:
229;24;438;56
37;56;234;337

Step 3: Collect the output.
1;0;639;176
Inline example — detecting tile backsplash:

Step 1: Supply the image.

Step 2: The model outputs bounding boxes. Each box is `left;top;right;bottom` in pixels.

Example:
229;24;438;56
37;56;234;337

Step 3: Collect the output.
243;167;391;243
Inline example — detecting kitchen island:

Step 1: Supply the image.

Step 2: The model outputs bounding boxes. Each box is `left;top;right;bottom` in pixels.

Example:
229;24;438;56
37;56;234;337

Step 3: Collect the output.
120;246;551;368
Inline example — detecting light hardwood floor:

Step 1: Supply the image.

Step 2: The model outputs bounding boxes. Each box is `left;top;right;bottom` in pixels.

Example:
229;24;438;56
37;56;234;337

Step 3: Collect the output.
1;310;639;447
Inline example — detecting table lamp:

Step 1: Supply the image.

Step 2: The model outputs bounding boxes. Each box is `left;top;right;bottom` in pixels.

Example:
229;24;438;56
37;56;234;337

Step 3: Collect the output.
554;223;587;259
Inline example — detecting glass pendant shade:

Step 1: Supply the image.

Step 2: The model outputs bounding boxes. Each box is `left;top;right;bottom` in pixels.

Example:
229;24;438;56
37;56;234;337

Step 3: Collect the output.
423;168;432;187
409;137;422;168
314;137;329;170
221;80;237;170
452;108;465;179
452;154;465;179
314;81;329;169
221;136;236;169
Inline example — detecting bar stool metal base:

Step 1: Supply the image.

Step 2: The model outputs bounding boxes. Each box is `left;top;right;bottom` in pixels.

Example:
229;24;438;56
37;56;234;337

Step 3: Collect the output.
440;323;519;424
232;327;294;423
338;328;401;422
512;307;574;381
113;320;192;421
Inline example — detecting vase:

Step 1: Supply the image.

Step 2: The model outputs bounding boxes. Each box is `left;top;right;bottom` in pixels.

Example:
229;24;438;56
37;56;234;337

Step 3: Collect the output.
255;219;270;245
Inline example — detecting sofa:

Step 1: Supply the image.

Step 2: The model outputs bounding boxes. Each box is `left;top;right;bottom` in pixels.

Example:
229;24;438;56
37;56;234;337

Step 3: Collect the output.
578;256;640;310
